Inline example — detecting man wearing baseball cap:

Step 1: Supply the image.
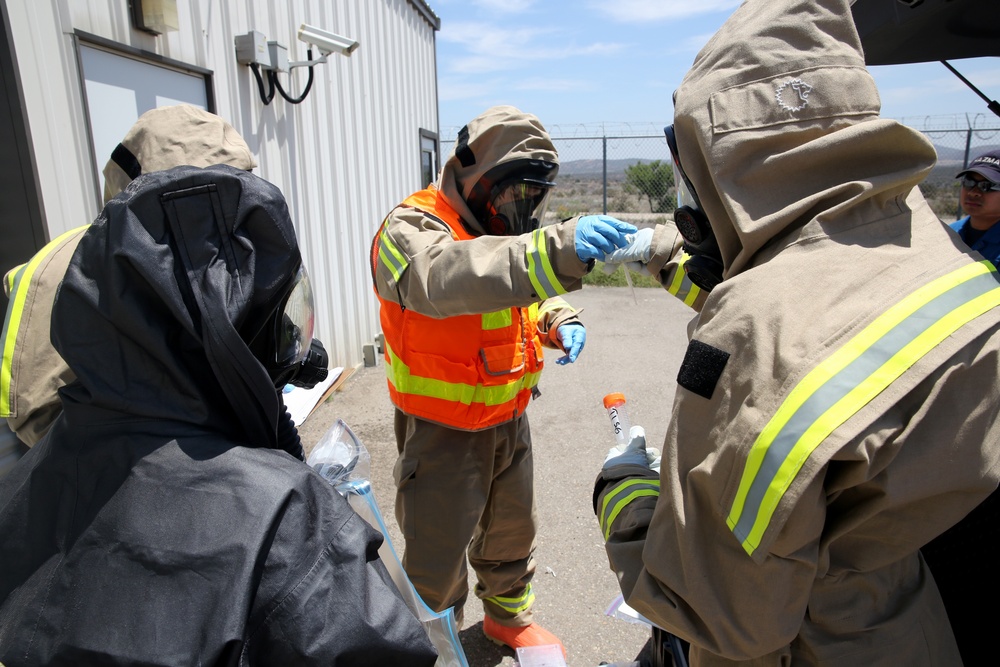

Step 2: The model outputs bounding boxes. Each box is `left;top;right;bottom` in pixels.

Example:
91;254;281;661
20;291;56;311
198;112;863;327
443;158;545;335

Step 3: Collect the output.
950;148;1000;265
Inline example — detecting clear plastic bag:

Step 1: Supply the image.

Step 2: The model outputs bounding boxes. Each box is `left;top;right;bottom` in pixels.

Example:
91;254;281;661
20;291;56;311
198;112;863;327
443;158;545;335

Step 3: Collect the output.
605;594;652;626
308;419;469;667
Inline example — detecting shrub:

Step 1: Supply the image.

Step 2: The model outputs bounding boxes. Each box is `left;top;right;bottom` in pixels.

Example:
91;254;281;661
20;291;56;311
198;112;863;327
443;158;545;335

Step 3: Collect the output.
583;262;661;288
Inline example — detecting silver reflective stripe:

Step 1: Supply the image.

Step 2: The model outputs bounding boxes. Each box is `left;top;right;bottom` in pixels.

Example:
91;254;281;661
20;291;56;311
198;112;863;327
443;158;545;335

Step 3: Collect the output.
729;265;1000;554
378;228;408;283
526;229;565;299
668;253;702;307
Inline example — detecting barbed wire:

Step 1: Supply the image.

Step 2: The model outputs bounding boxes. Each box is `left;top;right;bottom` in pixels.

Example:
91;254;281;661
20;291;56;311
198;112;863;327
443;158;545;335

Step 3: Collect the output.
440;113;999;142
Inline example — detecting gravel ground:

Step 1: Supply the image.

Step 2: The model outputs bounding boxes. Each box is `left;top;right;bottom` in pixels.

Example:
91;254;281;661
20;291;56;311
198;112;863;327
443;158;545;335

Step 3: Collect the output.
297;286;695;667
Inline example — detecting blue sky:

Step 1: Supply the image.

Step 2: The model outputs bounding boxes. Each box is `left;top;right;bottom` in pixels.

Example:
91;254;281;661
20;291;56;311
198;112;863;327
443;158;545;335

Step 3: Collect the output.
431;0;1000;139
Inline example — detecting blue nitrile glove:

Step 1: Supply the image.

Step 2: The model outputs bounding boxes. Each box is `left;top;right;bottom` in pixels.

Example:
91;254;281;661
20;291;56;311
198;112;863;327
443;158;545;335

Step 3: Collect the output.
603;425;661;472
575;215;637;262
556;323;586;365
603;227;654;274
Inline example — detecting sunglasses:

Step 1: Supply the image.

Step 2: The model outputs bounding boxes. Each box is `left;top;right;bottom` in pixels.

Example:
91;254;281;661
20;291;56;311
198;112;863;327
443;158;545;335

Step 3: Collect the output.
961;176;1000;193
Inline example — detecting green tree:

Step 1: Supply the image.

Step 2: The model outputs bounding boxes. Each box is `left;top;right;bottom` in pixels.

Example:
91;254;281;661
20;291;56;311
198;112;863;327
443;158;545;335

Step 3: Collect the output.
624;160;675;213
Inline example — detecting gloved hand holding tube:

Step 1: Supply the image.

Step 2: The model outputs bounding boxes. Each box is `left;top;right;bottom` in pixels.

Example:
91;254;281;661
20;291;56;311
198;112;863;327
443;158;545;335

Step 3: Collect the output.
556;322;586;365
575;215;638;262
602;227;655;277
602;394;660;471
603;425;661;472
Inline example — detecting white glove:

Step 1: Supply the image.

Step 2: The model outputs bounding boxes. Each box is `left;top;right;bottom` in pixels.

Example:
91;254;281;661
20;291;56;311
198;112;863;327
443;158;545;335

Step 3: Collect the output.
646;448;661;473
603;425;660;471
603;228;654;277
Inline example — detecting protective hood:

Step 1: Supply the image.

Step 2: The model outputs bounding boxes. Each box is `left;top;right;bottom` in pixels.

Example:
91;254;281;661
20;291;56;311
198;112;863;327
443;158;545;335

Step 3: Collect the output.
102;104;257;204
438;105;558;233
671;0;938;281
52;165;300;449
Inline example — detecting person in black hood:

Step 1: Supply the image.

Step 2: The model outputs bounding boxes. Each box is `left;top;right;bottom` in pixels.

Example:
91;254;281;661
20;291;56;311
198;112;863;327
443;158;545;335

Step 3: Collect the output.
0;165;437;666
1;104;321;461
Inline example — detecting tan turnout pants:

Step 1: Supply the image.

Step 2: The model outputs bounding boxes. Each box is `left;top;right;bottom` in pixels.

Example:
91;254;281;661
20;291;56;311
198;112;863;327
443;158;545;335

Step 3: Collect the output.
392;408;538;627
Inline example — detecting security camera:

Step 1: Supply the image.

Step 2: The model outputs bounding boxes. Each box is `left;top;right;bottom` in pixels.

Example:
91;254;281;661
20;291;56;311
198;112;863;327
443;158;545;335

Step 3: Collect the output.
298;24;359;57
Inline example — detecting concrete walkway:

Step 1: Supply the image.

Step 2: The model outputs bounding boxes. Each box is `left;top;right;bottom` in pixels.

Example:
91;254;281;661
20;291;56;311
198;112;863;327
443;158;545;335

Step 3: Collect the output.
297;285;696;667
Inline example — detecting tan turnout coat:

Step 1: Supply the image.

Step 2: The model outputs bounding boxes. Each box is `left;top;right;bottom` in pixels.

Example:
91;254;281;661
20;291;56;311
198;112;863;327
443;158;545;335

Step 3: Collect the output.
596;1;1000;664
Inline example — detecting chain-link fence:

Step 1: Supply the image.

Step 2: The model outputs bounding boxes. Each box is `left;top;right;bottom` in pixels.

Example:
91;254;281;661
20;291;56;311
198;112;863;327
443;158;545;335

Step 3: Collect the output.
442;124;1000;225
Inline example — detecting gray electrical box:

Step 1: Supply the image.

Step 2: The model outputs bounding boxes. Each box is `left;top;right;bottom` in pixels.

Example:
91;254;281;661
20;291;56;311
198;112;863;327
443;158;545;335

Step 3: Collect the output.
267;41;289;73
363;343;377;367
235;30;271;68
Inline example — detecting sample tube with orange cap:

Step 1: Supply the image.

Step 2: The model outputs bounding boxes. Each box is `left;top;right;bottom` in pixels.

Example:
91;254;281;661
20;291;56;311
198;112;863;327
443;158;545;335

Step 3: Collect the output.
603;393;632;447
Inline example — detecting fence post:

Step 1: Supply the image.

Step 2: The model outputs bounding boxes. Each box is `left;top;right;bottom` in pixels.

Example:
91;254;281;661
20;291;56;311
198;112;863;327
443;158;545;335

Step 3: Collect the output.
602;136;608;215
957;128;973;219
962;128;973;169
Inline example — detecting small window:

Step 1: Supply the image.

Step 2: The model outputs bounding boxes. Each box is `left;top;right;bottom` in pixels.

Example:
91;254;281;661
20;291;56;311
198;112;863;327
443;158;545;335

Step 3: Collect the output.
420;129;439;188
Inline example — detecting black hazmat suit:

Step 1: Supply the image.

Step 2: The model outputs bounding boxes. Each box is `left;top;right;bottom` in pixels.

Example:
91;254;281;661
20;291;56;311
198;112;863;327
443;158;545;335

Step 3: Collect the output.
0;165;437;666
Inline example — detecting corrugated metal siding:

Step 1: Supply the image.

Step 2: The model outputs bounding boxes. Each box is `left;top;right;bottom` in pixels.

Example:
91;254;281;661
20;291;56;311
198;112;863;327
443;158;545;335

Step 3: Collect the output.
8;0;438;371
4;0;99;240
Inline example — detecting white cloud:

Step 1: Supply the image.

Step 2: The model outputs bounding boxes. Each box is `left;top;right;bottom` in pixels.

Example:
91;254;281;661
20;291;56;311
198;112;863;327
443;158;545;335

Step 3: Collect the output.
438;72;595;101
880;70;1000;106
955;68;1000;88
515;77;596;93
669;32;716;56
438;77;497;102
438;20;548;50
878;84;935;105
586;0;741;22
470;0;537;13
439;21;623;74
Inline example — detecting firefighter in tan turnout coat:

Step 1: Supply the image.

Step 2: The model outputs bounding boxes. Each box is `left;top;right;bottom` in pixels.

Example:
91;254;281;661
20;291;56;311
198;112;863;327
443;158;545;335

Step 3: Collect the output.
595;0;1000;665
371;105;637;655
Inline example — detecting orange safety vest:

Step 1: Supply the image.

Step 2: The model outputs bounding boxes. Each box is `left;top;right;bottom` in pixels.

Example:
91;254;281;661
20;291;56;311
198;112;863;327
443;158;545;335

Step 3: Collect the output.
371;186;544;430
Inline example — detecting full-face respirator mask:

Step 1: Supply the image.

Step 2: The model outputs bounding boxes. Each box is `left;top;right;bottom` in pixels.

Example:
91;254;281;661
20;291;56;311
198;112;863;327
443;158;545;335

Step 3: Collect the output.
465;159;558;236
249;265;329;390
665;125;725;292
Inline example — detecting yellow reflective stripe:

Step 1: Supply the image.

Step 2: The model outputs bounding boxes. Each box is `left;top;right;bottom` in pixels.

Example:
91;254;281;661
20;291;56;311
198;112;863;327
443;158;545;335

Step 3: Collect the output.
5;263;26;295
668;253;702;307
486;584;535;613
728;261;1000;556
667;254;688;295
377;228;407;283
600;478;660;540
385;343;541;406
683;286;701;308
482;309;512;330
528;301;540;320
1;227;87;416
526;229;567;299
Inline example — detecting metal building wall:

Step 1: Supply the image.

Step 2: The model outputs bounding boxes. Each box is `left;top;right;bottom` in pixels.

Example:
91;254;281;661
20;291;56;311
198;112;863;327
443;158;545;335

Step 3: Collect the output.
4;0;439;371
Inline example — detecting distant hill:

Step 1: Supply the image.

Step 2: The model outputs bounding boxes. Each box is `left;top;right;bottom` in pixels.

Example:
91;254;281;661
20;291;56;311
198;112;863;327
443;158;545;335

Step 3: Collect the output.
558;158;660;178
557;143;1000;179
933;142;1000;165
